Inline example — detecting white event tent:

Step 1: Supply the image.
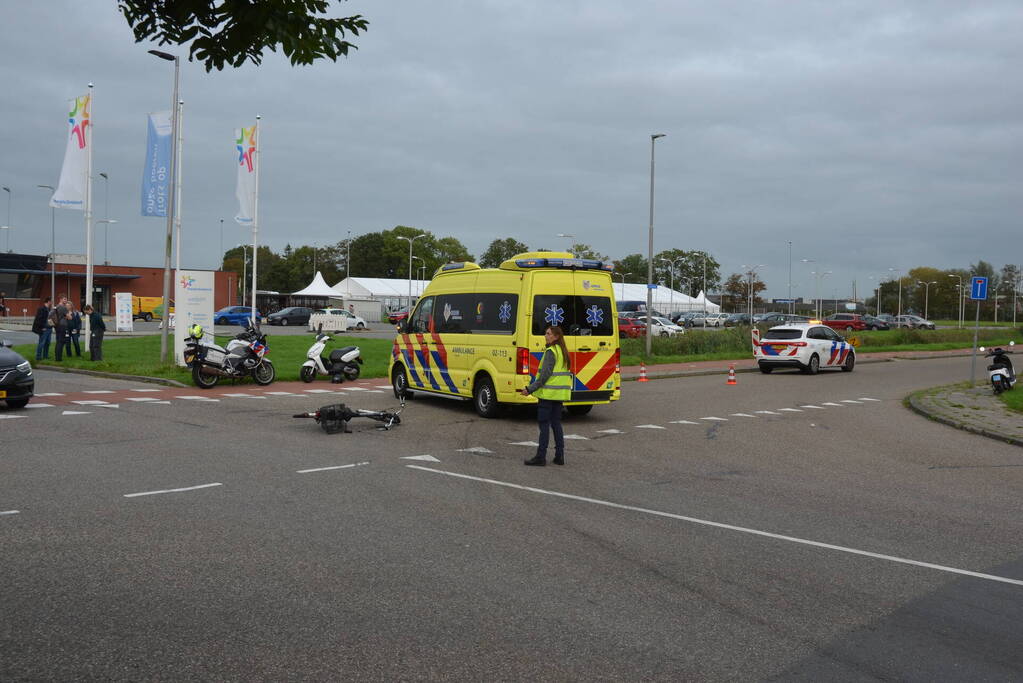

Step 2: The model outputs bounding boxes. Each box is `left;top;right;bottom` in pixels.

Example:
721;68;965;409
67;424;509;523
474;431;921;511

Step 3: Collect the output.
613;283;719;315
290;271;338;297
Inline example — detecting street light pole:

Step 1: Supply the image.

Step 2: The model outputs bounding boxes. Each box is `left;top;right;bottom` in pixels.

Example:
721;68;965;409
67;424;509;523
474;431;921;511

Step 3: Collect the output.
646;133;665;356
397;233;426;311
219;218;224;270
97;219;117;266
556;233;575;252
238;244;248;306
412;256;424;296
614;272;629;301
917;280;937;319
787;240;792;314
37;185;56;301
947;274;963;328
2;186;11;252
98;172;109;262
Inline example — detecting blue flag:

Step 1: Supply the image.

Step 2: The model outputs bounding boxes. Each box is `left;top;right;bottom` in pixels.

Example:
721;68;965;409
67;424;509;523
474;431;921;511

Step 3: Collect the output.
141;111;172;217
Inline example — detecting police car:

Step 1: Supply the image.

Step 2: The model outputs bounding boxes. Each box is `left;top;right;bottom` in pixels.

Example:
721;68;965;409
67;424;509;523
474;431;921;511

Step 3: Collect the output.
753;322;855;374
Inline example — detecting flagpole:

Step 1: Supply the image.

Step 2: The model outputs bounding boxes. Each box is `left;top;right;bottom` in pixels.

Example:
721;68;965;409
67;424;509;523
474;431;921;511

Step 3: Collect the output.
174;99;184;274
84;83;95;340
157;54;180;362
250;115;261;326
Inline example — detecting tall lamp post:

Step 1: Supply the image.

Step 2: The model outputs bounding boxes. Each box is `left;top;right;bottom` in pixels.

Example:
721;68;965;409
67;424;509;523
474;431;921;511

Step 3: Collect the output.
1;186;10;252
397;233;426;311
659;258;677;318
96;219;118;265
645;133;666;356
219;218;224;269
346;229;352;299
741;264;765;321
888;267;903;318
412;255;424;296
37;185;56;301
947;274;963;328
556;233;575;252
917;280;937;320
148;48;181;363
238;244;249;306
614;271;630;301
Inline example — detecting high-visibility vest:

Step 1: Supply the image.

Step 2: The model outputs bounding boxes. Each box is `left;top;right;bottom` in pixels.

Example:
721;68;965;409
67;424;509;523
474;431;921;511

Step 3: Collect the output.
533;344;572;401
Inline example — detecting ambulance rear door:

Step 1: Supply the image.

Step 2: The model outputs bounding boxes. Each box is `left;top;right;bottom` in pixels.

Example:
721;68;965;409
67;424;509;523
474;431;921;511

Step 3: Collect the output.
569;272;618;403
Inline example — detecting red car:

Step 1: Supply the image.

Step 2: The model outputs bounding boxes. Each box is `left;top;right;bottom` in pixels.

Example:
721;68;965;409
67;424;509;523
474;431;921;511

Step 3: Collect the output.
618;316;646;338
388;310;410;325
822;313;869;332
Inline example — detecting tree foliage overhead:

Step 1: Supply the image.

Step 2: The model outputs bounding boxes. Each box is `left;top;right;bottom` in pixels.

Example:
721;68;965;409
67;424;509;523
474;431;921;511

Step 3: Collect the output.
479;238;530;268
118;0;368;71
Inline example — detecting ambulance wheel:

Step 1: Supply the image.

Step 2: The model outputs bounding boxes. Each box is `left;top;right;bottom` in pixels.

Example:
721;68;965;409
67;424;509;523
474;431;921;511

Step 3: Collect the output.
392;365;414;400
803;353;820;375
841;353;855;372
143;313;153;322
566;404;592;416
473;375;500;418
300;365;317;383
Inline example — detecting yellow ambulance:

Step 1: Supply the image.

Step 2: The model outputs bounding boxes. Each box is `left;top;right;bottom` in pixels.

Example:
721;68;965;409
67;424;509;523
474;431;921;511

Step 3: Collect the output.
389;252;621;417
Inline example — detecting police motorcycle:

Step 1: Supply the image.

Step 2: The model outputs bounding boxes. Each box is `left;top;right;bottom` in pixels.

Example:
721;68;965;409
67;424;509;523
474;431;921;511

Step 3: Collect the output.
182;321;276;389
300;325;362;383
979;341;1015;394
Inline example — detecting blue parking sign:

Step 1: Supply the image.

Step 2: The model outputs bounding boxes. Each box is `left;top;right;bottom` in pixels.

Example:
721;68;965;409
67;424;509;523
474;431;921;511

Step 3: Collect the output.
970;277;988;300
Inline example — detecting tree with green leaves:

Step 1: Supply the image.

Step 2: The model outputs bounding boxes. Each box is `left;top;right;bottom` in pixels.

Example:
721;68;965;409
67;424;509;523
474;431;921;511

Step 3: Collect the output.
567;244;608;261
479;238;529;268
118;0;368;71
611;254;648;284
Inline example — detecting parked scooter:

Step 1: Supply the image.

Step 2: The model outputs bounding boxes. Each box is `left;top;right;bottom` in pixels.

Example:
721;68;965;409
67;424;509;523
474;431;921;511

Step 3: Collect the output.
980;341;1016;394
183;321;276;388
300;326;363;383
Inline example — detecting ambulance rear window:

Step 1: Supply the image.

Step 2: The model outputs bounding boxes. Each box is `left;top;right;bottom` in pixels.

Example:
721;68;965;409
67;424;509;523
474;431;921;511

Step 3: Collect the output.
532;295;614;336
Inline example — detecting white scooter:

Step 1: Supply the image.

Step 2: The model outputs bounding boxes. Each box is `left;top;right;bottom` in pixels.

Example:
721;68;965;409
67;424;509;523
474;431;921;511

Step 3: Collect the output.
300;328;363;383
980;341;1016;394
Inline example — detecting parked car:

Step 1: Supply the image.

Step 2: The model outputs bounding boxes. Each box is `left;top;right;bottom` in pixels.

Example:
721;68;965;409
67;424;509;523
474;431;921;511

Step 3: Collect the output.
648;316;685;337
724;313;752;326
894;314;936;330
618;316;646;338
822;313;869;332
308;308;368;332
862;315;890;331
0;339;34;409
756;312;807;326
754;323;856;374
266;306;313;326
875;313;896;324
388;310;410;325
689;312;727;327
214;306;263;326
616;300;665;318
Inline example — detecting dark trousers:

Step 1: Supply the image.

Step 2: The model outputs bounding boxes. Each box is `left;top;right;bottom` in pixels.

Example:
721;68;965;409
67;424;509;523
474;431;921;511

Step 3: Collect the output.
35;328;51;360
89;330;104;361
68;332;81;357
54;325;68;361
536;399;565;459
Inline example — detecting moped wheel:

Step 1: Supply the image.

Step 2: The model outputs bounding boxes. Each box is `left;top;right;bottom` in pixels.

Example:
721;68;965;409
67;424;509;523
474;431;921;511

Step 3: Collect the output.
343;364;361;381
300;365;317;383
192;364;219;389
252;362;276;386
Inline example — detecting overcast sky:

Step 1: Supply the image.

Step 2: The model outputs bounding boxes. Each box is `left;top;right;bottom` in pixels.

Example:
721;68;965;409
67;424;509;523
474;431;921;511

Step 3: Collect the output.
2;1;1021;300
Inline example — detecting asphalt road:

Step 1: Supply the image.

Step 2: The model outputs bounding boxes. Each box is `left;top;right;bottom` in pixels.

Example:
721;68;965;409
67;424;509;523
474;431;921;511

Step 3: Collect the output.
1;357;1022;680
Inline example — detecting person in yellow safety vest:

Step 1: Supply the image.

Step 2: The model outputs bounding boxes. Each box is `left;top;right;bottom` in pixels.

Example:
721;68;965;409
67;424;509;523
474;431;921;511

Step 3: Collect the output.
521;325;573;466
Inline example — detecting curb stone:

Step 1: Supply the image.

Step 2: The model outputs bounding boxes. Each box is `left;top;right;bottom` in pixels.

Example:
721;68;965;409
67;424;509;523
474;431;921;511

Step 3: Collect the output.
907;384;1023;448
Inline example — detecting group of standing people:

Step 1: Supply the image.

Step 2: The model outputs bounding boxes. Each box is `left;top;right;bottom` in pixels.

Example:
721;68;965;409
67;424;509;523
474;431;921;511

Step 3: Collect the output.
31;296;105;362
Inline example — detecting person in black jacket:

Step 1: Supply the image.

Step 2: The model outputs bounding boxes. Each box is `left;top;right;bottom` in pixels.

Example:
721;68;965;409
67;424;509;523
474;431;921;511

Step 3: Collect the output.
67;306;83;357
84;305;106;361
32;297;53;361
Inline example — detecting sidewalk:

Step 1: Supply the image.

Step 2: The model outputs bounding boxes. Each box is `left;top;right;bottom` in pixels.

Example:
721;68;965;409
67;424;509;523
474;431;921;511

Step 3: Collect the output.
908;385;1023;447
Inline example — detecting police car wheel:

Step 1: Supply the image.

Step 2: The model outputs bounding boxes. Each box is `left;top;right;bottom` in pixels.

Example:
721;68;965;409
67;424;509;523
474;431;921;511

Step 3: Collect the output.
804;353;820;375
759;364;773;374
841;353;855;372
473;375;500;418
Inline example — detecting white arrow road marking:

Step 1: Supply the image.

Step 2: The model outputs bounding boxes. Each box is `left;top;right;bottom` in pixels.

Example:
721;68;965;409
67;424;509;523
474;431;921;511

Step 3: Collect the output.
596;428;624;434
72;400;109;405
25;403;54;408
407;466;1023;588
822;402;844;407
669;420;699;425
800;405;826;409
127;397;159;402
35;392;64;397
730;413;756;418
0;414;27;419
755;410;780;415
124;482;223;497
400;454;441;462
635;424;666;429
297;461;371;474
83;390;114;394
700;417;728;421
1;510;20;515
563;434;589;440
508;441;540;447
859;397;881;401
457;447;494;454
778;408;802;412
61;410;91;415
841;400;863;404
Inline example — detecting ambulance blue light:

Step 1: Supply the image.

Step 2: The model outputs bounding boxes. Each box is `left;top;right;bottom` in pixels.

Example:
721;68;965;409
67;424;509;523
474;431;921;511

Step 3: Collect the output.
515;259;547;268
442;262;467;271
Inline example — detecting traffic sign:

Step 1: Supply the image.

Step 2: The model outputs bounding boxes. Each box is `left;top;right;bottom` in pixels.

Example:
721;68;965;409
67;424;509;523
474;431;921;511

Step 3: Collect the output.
970;277;988;300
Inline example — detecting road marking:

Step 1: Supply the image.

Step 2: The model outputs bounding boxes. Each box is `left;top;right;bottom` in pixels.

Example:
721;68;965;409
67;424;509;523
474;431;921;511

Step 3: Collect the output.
127;397;159;402
0;414;26;419
508;441;540;447
407;466;1023;588
596;429;624;434
347;387;369;391
266;391;297;396
778;408;802;412
25;403;54;408
222;393;253;397
822;402;844;407
73;400;109;405
83;390;114;394
730;413;756;418
859;397;881;401
178;396;219;401
700;417;728;421
304;389;335;393
1;510;20;515
635;424;666;429
400;454;440;462
124;482;223;498
130;388;162;392
457;447;494;454
841;400;863;404
669;420;698;425
62;410;91;415
35;392;64;397
755;410;780;415
146;401;173;405
800;405;826;409
97;404;120;409
296;461;370;474
563;434;589;440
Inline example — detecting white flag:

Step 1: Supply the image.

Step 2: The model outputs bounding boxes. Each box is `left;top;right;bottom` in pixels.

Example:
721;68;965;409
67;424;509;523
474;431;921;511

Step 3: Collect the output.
51;93;91;210
234;124;257;225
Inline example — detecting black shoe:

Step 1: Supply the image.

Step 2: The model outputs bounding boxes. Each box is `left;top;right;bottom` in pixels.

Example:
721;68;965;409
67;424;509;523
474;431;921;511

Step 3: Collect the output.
524;455;546;466
552;456;564;466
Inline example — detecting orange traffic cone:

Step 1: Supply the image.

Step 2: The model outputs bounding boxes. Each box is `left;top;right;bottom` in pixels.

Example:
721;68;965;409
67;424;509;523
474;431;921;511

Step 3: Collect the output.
638;361;649;382
727;363;737;385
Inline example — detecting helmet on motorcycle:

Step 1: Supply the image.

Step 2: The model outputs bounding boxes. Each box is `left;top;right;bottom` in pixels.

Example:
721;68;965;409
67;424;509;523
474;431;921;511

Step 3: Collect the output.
189;323;204;339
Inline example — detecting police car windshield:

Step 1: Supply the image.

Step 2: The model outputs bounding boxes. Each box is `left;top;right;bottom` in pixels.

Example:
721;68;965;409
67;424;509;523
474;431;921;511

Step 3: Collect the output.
762;328;803;340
